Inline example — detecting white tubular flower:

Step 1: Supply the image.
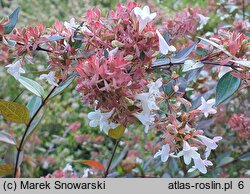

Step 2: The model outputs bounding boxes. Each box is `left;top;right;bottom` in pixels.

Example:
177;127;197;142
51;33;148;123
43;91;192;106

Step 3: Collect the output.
87;108;114;134
80;26;92;34
197;14;210;30
203;136;223;159
197;135;222;150
156;30;176;55
147;78;163;97
107;47;119;57
134;6;157;32
136;157;143;164
64;18;79;31
135;93;159;114
198;97;217;117
39;71;58;86
188;158;213;174
6;60;25;80
154;144;171;162
82;168;93;178
63;164;73;172
133;111;155;133
177;141;200;165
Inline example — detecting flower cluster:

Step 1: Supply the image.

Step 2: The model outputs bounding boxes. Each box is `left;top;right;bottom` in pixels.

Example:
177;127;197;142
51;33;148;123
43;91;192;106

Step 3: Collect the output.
228;112;250;140
163;6;209;40
153;91;221;174
77;3;175;128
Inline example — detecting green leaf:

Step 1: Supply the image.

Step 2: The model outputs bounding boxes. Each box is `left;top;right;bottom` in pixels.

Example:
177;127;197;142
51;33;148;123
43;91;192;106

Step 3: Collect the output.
182;60;204;72
198;37;232;57
163;32;170;43
0;131;16;145
108;125;125;140
50;73;76;99
171;43;196;63
48;35;64;42
239;153;250;162
4;145;23;166
72;34;84;48
4;7;20;34
27;96;42;117
18;76;45;97
0;100;30;124
231;60;250;68
0;164;15;176
215;72;241;106
152;57;171;67
22;107;45;148
3;39;16;47
164;80;175;96
217;156;234;167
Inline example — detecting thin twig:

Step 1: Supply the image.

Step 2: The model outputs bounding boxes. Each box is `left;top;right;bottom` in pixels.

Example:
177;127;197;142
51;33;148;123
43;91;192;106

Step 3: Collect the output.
104;138;121;178
12;90;24;102
14;81;61;178
242;0;245;20
151;61;232;70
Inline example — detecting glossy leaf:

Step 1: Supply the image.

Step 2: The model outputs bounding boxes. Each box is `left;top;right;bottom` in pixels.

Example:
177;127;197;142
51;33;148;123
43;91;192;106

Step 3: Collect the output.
0;131;16;145
4;39;16;47
171;43;196;63
0;164;15;176
4;7;20;34
108;125;125;140
184;67;203;83
164;80;175;96
152;57;171;67
198;37;232;57
0;100;30;124
217;156;234;167
48;35;64;42
239;153;250;162
18;76;45;97
50;73;76;99
22;107;45;148
27;95;42;117
182;60;204;72
72;34;84;48
163;32;170;43
215;72;241;106
231;60;250;68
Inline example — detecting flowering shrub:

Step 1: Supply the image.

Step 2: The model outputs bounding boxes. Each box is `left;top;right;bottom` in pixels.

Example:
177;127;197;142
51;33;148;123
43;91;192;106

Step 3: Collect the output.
0;1;249;178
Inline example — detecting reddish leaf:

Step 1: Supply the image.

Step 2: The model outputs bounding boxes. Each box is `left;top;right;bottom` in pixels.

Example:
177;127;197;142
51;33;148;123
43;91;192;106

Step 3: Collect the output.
73;160;106;173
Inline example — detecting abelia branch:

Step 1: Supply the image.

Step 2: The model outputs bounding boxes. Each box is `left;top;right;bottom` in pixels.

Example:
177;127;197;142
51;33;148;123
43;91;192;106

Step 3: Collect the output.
14;80;61;178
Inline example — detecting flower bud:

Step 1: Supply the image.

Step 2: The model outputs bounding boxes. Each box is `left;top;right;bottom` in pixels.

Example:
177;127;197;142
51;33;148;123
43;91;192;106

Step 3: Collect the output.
184;134;191;140
124;55;134;61
144;31;155;38
111;40;124;47
242;39;248;45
